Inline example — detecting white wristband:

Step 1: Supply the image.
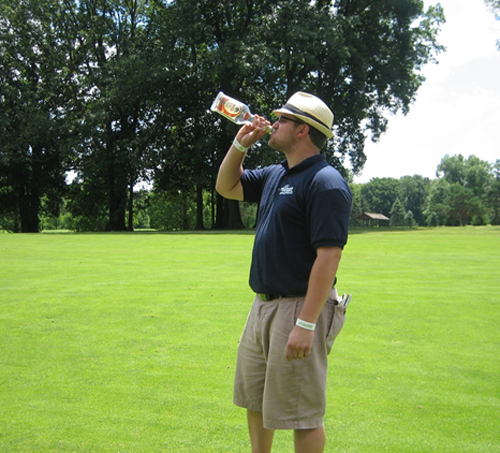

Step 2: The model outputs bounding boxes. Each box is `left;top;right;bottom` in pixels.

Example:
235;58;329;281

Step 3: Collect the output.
296;318;316;331
232;138;249;153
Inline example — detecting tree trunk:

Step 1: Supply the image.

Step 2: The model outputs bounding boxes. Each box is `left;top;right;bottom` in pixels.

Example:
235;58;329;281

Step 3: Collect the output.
19;145;43;233
108;186;127;231
213;193;225;229
214;195;244;229
127;184;134;231
195;184;205;230
105;132;127;231
20;188;40;233
107;163;127;231
224;199;244;229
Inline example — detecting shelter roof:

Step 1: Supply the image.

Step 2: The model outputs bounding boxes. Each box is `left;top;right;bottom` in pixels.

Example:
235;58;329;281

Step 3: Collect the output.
357;212;390;221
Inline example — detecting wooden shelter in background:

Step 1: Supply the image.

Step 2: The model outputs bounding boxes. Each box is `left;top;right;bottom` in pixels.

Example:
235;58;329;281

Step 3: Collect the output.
357;212;390;227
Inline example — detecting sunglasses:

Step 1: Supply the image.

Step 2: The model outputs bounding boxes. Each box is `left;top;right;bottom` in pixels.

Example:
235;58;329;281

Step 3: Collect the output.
278;115;304;125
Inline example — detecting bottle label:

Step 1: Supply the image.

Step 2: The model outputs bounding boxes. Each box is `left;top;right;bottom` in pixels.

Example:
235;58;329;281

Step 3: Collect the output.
211;92;252;124
217;97;242;118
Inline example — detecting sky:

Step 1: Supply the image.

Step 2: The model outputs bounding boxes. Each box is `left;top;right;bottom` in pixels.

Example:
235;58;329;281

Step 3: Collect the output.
353;0;500;183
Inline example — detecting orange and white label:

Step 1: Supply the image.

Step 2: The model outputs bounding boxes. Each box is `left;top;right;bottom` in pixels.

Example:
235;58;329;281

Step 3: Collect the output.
216;98;242;118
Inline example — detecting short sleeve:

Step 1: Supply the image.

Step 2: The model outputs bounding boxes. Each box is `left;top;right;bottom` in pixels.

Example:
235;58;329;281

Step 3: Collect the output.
241;167;277;203
307;168;352;250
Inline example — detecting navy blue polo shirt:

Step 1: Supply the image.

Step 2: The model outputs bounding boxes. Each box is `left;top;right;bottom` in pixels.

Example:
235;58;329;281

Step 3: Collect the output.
241;154;352;296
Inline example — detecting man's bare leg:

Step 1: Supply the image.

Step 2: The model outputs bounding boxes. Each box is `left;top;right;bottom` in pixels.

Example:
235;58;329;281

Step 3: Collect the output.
247;410;274;453
294;426;325;453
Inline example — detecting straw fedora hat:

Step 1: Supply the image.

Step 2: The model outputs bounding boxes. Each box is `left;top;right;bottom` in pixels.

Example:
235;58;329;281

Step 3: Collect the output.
273;92;334;139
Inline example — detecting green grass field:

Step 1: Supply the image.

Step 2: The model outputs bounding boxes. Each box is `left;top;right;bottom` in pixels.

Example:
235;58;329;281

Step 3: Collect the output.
1;227;499;452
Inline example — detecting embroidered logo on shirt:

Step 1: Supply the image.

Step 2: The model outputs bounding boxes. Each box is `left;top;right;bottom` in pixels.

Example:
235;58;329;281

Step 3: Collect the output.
279;184;294;195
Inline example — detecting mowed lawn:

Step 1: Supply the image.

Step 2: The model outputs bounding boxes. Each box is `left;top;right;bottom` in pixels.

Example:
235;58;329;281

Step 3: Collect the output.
0;227;498;452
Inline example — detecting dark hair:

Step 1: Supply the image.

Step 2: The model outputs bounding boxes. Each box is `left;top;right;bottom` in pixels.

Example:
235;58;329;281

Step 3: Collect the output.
308;126;327;150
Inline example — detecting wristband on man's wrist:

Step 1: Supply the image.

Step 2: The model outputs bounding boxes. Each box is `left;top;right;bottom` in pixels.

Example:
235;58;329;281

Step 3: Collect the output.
232;138;249;153
296;318;316;331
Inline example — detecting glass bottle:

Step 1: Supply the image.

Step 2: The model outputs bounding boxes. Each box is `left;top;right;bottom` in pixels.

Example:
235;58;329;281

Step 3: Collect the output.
210;91;272;133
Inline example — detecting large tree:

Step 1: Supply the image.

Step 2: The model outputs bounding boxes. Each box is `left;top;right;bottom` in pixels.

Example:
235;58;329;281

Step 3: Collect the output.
361;177;401;216
1;0;445;231
426;154;493;225
68;0;162;231
0;0;77;232
437;154;493;198
399;175;431;225
153;0;445;228
256;0;445;172
151;0;281;229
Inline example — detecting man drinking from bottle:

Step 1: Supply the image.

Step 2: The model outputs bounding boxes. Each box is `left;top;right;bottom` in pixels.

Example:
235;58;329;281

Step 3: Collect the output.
216;92;352;453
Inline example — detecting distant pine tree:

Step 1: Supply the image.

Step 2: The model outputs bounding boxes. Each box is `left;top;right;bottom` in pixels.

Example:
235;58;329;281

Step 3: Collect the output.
405;210;417;228
427;211;440;227
390;198;406;226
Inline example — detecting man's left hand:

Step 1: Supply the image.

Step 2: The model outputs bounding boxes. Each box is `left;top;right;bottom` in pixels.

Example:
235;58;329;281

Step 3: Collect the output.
285;326;315;361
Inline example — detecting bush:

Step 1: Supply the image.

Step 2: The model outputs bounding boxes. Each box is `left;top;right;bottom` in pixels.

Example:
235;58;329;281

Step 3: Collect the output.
427;211;439;227
405;210;417;228
148;191;196;231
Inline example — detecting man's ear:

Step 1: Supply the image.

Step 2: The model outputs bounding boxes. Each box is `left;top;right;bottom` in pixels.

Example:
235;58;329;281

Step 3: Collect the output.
296;123;310;138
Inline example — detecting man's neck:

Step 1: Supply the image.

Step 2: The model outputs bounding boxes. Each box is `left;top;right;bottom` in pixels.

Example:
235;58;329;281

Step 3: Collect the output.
285;147;319;169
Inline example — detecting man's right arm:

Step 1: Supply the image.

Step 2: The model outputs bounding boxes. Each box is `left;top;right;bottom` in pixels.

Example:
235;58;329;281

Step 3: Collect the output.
215;116;271;201
215;142;246;201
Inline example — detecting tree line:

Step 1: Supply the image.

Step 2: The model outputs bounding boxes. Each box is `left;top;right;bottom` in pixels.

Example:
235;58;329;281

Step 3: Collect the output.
1;0;447;232
32;153;500;231
351;154;500;228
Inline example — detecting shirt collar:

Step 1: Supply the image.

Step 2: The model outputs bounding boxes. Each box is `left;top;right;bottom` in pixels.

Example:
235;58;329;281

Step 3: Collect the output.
281;154;326;175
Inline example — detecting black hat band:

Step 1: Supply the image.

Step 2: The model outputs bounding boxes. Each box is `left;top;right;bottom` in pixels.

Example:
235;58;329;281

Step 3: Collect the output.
282;103;330;130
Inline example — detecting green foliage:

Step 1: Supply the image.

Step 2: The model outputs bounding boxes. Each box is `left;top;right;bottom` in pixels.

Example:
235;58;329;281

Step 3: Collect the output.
361;177;401;216
35;154;499;231
67;0;162;231
39;198;74;231
351;155;497;228
146;189;214;231
390;197;406;226
148;190;196;231
239;202;258;229
437;154;492;196
444;183;481;226
425;154;493;226
485;160;500;225
426;211;439;227
404;210;416;228
399;174;431;225
0;0;74;232
131;189;151;229
1;0;445;232
348;183;370;227
65;179;109;232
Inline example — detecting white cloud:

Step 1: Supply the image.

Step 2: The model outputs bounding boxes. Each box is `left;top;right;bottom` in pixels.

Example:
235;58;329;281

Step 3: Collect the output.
354;0;500;183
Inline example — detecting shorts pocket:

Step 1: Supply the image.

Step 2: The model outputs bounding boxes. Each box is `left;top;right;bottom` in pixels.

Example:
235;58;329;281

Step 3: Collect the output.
325;298;345;355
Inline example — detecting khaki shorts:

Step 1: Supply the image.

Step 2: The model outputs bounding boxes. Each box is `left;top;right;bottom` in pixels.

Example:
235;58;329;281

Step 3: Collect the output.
233;288;345;430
